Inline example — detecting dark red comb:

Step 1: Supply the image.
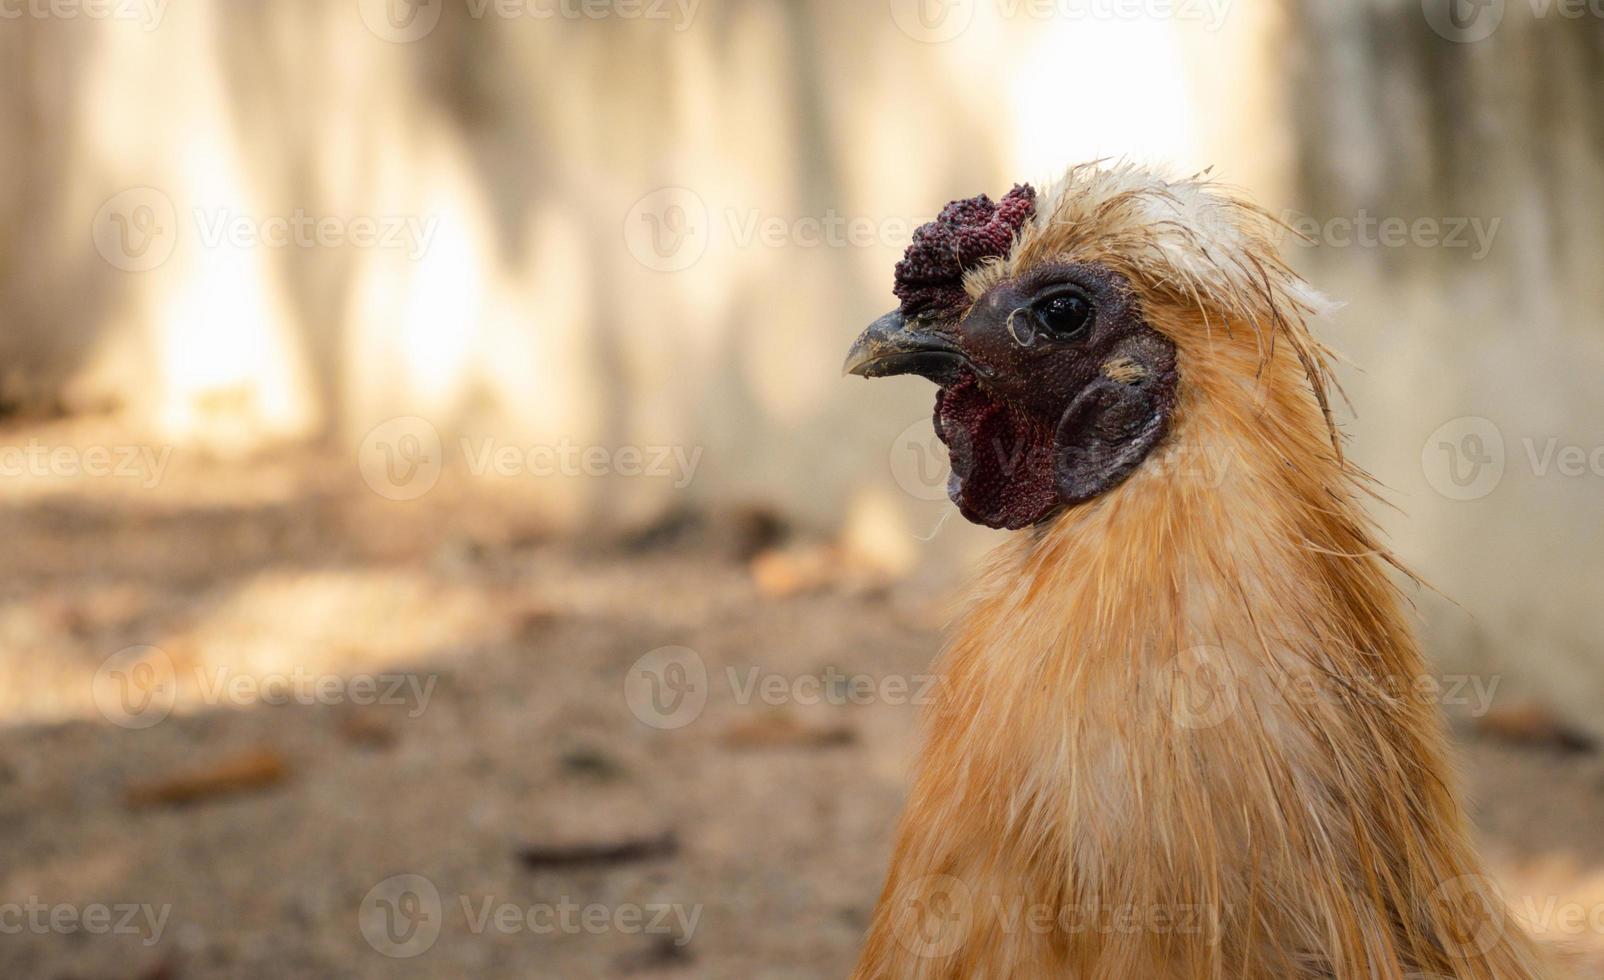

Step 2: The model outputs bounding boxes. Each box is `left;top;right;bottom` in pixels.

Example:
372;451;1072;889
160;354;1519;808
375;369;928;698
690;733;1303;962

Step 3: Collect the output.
894;184;1036;318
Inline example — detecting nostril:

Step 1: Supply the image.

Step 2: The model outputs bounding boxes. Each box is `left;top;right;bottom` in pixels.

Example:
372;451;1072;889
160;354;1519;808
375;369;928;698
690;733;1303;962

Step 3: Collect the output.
1006;308;1038;348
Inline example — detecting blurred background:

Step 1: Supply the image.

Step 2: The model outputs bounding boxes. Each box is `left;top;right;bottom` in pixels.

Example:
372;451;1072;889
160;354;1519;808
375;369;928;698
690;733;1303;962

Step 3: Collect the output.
2;0;1603;976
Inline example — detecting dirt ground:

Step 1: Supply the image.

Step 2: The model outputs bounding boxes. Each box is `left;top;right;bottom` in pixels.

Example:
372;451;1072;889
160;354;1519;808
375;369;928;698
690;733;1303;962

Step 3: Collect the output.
1;419;1602;979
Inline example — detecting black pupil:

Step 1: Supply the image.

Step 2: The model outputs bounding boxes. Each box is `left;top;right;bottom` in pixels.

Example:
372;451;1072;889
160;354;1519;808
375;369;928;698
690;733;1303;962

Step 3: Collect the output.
1039;294;1091;337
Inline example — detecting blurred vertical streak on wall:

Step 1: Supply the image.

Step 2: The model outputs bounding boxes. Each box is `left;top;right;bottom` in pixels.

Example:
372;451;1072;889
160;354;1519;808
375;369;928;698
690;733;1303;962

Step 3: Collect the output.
60;3;318;448
1282;0;1604;734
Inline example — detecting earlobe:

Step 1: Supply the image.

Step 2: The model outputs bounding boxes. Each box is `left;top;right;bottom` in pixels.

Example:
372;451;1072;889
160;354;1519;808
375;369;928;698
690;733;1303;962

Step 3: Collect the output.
1053;331;1178;506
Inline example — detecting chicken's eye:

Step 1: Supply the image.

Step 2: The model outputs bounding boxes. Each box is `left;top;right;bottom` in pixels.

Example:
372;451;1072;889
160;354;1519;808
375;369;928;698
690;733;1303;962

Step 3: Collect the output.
1035;292;1093;340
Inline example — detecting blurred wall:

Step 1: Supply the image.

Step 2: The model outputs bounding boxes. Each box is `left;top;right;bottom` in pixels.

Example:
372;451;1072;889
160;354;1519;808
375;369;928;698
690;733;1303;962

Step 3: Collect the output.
1278;0;1604;733
2;0;1601;728
0;0;1278;524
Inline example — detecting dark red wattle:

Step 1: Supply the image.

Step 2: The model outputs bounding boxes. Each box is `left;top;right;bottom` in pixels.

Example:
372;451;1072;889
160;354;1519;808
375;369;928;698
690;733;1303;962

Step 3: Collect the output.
933;373;1059;531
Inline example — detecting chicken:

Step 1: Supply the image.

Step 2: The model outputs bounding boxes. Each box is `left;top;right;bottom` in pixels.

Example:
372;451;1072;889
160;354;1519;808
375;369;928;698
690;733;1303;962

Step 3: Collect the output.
843;164;1551;979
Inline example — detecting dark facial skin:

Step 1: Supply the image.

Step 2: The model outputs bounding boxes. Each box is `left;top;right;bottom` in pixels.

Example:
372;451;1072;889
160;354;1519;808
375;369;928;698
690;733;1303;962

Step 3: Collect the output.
846;262;1178;530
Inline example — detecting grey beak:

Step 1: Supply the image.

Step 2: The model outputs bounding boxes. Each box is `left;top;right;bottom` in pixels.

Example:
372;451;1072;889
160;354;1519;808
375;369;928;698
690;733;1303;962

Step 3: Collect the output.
843;310;966;380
